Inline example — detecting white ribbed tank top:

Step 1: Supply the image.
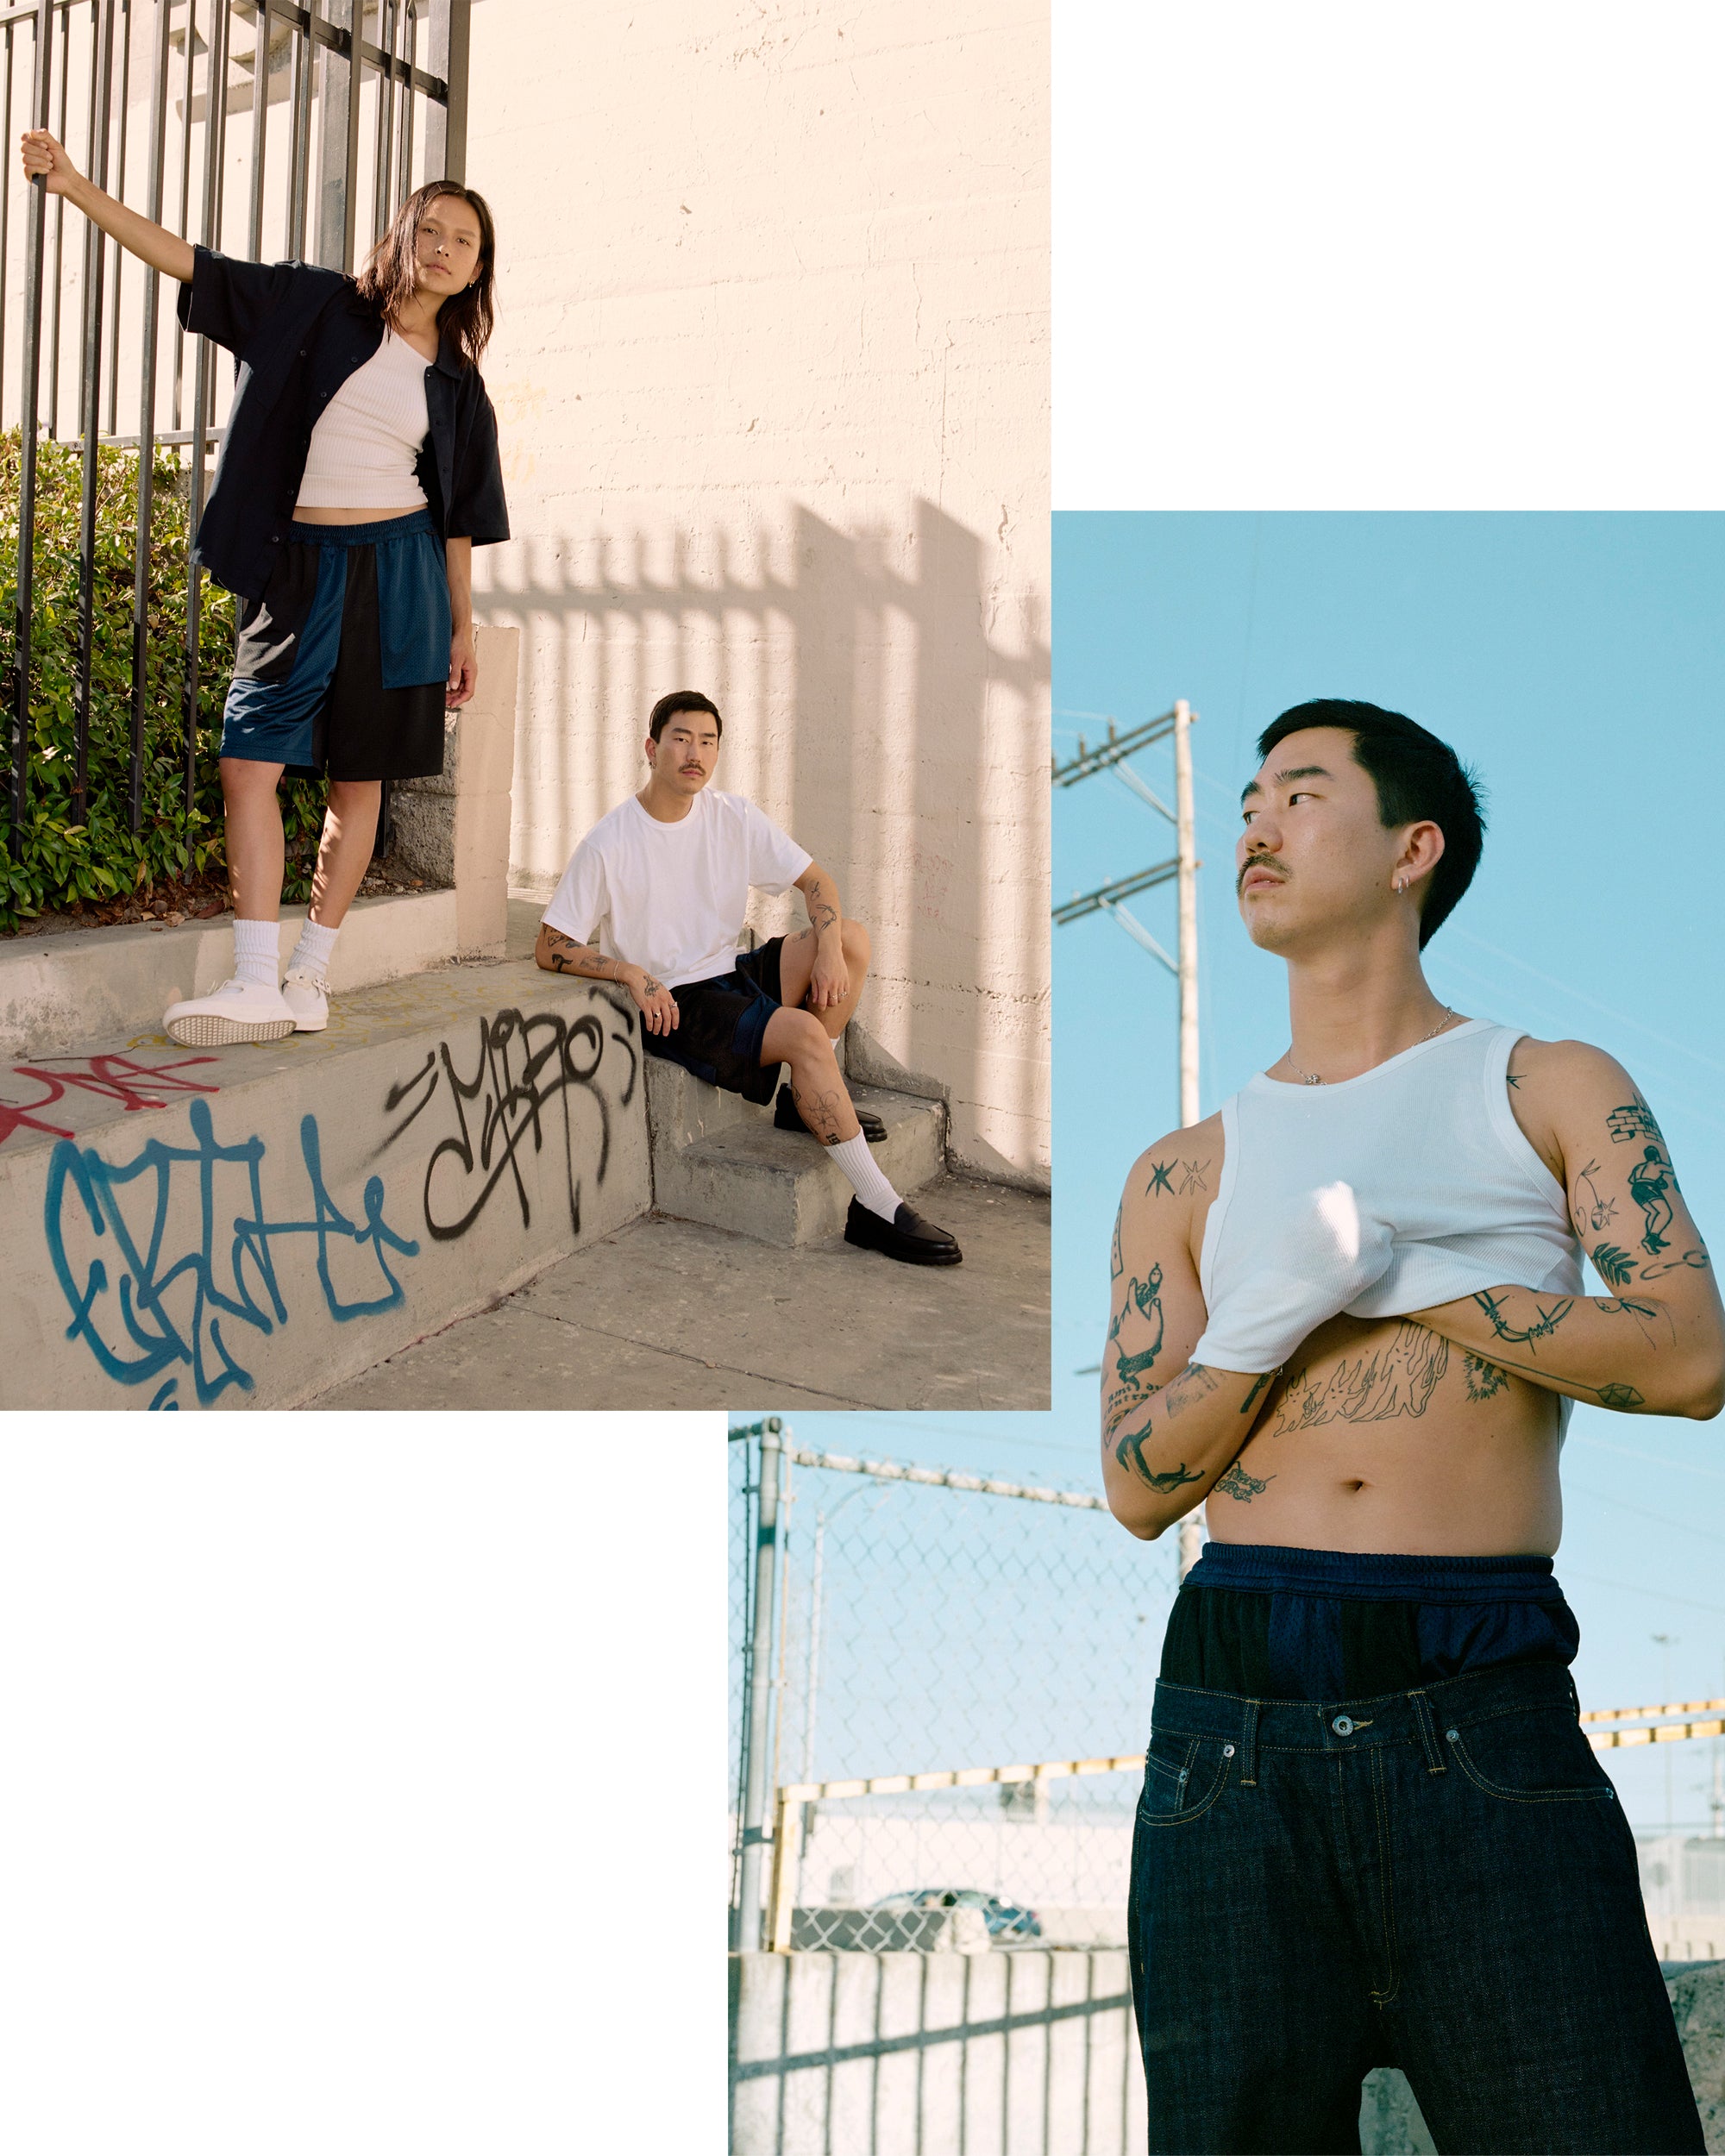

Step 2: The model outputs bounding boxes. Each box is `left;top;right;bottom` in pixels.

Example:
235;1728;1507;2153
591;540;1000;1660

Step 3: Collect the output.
1200;1019;1583;1328
295;329;431;511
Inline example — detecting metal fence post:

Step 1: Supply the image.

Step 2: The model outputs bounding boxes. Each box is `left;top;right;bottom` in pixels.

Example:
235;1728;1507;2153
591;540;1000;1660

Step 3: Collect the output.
735;1416;784;1953
9;0;54;862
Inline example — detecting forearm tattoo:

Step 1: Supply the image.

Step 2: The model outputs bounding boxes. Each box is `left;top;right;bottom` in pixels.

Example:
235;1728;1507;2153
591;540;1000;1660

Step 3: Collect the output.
1106;1364;1220;1492
541;925;630;984
803;871;841;937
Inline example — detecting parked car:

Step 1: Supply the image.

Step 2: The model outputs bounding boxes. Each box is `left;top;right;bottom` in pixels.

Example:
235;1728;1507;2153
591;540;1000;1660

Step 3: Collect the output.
870;1887;1042;1939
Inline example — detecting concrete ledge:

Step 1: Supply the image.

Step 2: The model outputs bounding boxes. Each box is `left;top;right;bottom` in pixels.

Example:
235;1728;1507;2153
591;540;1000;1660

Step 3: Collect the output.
0;890;457;1062
0;957;649;1410
645;1054;947;1246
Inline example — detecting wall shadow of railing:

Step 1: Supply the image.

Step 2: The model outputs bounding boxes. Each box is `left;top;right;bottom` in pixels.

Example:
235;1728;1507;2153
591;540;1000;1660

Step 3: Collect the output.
475;495;1051;1175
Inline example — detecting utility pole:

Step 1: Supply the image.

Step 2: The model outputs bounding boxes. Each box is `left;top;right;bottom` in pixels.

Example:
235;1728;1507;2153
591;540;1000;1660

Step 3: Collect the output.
1654;1633;1677;1836
1054;702;1205;1575
735;1419;785;1952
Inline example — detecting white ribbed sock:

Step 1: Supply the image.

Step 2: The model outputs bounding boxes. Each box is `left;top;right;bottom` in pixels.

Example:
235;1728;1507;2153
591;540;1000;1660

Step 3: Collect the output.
233;918;281;990
289;918;341;984
832;1131;901;1223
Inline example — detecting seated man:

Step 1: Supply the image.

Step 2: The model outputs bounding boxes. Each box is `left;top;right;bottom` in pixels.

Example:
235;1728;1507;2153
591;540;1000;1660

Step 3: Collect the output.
535;691;961;1266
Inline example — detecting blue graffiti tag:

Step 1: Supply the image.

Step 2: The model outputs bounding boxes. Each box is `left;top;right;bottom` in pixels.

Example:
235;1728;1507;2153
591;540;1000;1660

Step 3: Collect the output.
45;1100;420;1407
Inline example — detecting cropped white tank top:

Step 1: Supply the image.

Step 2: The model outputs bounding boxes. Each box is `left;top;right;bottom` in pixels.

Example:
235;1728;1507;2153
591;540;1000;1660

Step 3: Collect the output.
1200;1018;1584;1328
295;329;430;511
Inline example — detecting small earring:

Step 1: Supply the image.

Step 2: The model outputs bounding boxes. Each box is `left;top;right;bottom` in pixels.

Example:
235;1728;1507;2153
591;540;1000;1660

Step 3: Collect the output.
1395;877;1407;894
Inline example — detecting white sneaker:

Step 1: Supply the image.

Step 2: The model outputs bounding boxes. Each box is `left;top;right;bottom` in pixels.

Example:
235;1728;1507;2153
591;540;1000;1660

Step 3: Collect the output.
163;975;297;1047
281;967;329;1033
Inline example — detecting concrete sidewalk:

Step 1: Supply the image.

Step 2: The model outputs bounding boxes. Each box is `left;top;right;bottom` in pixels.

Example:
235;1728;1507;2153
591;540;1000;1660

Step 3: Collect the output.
306;1171;1049;1411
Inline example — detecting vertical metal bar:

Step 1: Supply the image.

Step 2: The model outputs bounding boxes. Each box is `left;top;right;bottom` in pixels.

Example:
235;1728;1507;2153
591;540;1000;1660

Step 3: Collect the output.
371;0;392;248
765;1788;798;1953
45;0;69;437
340;0;361;269
736;1420;784;1954
440;0;466;182
397;0;414;205
1174;697;1199;1128
184;0;229;812
246;0;271;258
286;2;310;257
1173;693;1202;1584
0;28;16;427
103;0;129;436
129;0;172;833
313;0;351;269
74;0;116;824
10;1;54;859
170;0;196;428
421;0;461;183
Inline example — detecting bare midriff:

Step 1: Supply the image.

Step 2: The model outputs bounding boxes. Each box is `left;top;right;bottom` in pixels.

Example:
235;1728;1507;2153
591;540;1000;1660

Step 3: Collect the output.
1209;1308;1564;1556
290;503;426;524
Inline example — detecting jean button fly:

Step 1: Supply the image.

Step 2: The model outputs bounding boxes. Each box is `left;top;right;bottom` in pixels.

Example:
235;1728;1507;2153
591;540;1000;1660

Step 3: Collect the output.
1332;1714;1354;1736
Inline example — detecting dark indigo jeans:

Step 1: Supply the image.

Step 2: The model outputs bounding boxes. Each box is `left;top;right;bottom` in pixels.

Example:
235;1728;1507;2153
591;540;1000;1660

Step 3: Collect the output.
1128;1658;1703;2154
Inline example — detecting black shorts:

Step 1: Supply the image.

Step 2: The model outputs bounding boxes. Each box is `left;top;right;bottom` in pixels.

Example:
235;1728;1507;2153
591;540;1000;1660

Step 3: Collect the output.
219;510;450;782
642;936;787;1104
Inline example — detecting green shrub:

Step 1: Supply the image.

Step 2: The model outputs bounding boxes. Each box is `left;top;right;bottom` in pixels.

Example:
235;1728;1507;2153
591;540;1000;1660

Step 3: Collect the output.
0;430;327;931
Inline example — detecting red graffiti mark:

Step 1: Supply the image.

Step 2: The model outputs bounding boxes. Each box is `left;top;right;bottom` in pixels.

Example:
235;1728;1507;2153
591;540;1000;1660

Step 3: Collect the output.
0;1053;222;1148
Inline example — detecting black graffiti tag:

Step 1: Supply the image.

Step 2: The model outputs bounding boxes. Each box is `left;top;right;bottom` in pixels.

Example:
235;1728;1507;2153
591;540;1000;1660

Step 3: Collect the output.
379;1000;637;1242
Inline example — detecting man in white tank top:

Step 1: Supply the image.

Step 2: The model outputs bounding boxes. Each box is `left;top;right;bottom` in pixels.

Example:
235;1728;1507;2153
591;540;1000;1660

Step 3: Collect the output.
1107;700;1723;2153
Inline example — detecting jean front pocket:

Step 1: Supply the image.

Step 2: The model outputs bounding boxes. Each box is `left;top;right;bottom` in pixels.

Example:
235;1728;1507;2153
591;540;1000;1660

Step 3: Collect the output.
1136;1730;1233;1826
1444;1702;1618;1806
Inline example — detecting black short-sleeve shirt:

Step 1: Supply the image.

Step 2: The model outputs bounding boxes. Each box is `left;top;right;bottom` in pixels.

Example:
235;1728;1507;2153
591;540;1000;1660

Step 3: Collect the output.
176;246;510;600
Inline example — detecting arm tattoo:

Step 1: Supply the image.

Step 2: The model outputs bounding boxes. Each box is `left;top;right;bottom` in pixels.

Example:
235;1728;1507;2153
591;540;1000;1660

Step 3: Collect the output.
541;925;624;982
1607;1096;1665;1146
1161;1363;1220;1423
1106;1265;1165;1388
1573;1160;1617;1233
802;871;841;937
1112;1433;1203;1494
1626;1144;1677;1256
1471;1290;1574;1350
1239;1369;1276;1415
1214;1461;1275;1502
1590;1243;1637;1288
1641;1246;1712;1281
1145;1160;1176;1196
1110;1203;1123;1280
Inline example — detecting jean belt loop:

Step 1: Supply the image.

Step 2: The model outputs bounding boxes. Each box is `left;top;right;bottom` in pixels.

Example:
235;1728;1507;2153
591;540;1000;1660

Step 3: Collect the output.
1409;1689;1446;1774
1239;1697;1260;1788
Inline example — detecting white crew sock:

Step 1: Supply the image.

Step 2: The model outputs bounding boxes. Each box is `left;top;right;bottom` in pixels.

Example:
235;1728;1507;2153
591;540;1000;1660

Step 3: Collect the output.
233;918;281;990
289;918;341;984
831;1131;902;1223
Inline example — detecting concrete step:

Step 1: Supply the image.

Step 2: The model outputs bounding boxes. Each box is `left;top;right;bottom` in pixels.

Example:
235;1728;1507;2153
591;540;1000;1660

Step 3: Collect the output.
645;1054;947;1246
0;956;649;1410
0;889;459;1061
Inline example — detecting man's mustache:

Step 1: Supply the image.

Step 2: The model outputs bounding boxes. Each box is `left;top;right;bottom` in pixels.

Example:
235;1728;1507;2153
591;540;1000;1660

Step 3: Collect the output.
1237;855;1286;898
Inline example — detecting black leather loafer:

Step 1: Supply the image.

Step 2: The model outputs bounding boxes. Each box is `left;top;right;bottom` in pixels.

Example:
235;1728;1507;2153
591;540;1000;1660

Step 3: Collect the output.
775;1083;886;1144
844;1197;963;1265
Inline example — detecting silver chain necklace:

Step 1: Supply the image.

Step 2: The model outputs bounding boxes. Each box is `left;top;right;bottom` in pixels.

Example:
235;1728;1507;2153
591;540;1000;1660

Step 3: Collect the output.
1284;1006;1463;1086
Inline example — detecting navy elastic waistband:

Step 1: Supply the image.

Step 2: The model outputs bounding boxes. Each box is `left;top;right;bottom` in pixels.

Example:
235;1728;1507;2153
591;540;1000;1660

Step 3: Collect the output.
286;508;436;548
1186;1540;1561;1606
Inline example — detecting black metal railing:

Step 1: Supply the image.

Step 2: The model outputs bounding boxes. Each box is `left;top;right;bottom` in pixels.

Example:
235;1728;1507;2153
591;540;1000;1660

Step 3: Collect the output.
2;0;469;856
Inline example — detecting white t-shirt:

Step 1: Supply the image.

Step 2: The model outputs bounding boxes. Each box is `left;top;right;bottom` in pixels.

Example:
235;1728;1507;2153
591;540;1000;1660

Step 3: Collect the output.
541;788;813;989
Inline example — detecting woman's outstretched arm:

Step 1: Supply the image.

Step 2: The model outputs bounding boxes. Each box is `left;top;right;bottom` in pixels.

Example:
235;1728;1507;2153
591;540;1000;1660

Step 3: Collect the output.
19;129;193;281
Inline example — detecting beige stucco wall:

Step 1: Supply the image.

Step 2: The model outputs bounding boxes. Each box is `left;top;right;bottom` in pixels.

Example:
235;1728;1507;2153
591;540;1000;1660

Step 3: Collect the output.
464;1;1050;1181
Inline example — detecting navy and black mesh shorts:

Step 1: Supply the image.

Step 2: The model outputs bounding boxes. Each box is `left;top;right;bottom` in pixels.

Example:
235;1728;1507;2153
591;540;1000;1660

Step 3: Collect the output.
641;936;787;1105
219;509;450;781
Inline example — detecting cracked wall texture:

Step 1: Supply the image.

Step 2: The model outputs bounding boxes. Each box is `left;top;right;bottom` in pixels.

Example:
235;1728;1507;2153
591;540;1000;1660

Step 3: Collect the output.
465;0;1050;1179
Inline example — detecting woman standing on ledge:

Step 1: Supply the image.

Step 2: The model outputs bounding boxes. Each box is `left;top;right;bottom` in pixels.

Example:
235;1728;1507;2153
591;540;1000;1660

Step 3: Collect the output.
18;130;509;1045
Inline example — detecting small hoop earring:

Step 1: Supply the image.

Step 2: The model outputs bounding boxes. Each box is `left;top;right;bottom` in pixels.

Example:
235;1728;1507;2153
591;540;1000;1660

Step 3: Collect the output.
1395;877;1407;894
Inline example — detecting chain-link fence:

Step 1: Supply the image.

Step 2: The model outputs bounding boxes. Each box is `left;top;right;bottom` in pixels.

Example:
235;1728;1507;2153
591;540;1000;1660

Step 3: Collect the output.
729;1420;1180;1955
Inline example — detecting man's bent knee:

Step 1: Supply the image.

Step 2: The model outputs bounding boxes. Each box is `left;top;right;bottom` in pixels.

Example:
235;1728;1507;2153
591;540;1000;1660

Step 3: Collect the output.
841;918;871;966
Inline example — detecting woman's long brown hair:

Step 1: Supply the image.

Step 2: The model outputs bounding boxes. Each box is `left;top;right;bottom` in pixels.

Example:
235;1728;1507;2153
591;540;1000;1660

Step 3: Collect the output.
355;180;497;367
